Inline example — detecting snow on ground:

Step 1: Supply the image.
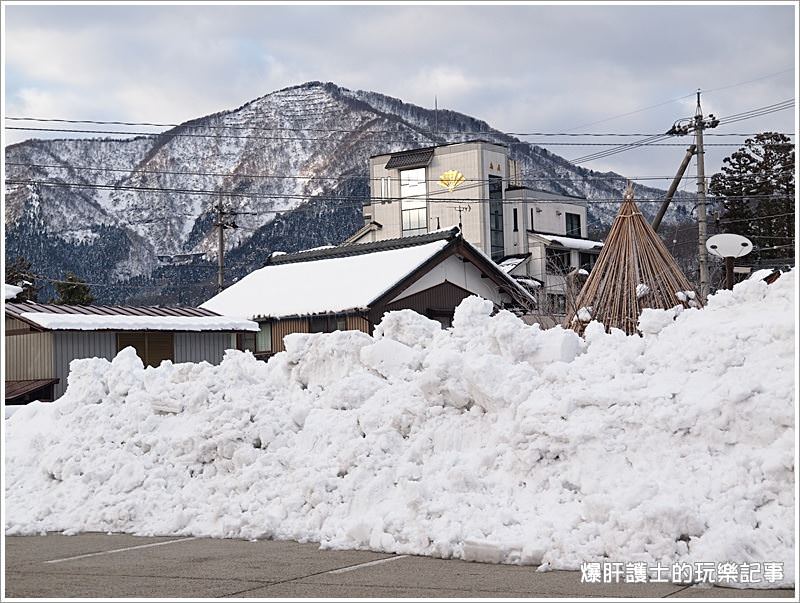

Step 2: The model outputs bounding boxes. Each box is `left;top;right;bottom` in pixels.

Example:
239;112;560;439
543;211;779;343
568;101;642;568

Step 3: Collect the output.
4;272;795;587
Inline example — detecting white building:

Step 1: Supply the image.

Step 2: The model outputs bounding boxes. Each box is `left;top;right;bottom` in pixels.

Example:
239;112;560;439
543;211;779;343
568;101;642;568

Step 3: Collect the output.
351;141;603;320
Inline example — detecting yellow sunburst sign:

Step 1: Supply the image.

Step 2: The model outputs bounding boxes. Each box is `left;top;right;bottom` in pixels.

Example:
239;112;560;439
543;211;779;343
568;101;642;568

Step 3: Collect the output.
438;170;466;192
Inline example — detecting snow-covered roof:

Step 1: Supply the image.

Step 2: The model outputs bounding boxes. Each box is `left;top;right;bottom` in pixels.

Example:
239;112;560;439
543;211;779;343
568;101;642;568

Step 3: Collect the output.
534;233;604;251
202;240;451;319
4;284;24;300
18;313;258;332
498;256;529;273
5;301;258;332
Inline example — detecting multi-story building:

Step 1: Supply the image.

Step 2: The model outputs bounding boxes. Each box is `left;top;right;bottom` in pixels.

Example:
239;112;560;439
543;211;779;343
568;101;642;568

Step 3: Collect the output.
351;141;603;322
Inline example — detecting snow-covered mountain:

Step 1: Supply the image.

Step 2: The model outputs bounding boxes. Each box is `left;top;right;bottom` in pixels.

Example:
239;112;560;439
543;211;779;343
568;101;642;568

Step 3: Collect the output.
4;81;692;304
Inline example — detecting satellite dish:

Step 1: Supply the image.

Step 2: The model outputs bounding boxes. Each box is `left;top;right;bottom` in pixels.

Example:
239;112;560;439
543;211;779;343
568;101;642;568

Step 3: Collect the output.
706;233;753;258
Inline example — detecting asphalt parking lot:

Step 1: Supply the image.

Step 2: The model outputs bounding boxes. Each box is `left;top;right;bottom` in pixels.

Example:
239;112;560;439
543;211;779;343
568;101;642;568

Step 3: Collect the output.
3;534;795;598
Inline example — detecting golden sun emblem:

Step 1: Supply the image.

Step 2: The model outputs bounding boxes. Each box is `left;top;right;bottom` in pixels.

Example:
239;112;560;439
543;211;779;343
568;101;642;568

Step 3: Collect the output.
438;170;466;192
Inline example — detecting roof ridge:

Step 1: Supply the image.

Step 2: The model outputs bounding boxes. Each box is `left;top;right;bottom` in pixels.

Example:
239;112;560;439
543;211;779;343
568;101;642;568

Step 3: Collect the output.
266;227;461;266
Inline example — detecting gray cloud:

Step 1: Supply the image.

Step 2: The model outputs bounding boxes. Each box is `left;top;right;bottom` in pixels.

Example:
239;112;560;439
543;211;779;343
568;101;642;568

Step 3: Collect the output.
4;4;796;176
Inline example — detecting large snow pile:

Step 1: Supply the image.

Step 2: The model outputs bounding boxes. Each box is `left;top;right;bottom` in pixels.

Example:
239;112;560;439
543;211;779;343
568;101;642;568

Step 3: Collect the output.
5;273;795;587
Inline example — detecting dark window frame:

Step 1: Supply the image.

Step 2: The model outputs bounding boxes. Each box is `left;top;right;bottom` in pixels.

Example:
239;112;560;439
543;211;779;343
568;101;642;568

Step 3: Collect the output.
545;247;572;274
565;212;582;237
489;175;504;260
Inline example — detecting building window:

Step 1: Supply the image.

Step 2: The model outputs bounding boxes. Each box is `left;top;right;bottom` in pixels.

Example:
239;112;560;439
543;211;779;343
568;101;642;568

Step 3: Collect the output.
579;252;599;272
545;247;571;274
489;175;504;260
565;212;582;237
117;332;174;367
513;208;518;232
237;322;272;355
380;177;391;200
547;293;567;314
400;168;427;236
255;322;271;353
310;315;347;333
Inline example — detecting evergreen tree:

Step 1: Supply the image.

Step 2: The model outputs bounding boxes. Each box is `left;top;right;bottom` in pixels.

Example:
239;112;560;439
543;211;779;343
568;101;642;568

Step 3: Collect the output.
53;272;94;305
709;132;794;262
5;256;39;302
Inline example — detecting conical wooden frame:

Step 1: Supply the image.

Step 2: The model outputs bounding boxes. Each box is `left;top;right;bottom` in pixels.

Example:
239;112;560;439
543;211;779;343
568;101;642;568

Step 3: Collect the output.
565;182;701;335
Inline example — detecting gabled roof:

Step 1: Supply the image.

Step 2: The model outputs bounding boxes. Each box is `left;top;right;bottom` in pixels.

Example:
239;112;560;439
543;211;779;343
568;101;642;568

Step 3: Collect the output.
202;229;536;320
268;227;460;265
5;302;257;332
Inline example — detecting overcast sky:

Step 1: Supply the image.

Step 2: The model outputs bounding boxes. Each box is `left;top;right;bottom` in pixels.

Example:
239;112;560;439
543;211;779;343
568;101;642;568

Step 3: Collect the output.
3;3;797;178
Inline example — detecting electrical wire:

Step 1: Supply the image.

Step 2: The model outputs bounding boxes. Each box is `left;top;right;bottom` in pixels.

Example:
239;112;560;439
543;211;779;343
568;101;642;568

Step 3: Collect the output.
7;178;794;204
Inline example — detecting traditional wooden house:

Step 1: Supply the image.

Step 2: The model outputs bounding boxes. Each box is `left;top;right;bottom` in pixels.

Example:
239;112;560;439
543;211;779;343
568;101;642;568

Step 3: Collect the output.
201;227;536;359
4;303;257;403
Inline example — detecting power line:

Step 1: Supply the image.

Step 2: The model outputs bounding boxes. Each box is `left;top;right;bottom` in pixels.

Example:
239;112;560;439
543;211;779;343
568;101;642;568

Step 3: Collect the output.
5;116;788;138
6;178;795;205
569;99;795;164
10;125;793;147
10;160;772;184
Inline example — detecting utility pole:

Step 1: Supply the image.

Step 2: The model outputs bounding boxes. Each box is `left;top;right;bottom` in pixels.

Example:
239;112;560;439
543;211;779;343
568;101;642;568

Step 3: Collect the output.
216;197;225;293
652;144;696;232
214;197;241;293
667;90;719;301
694;92;710;302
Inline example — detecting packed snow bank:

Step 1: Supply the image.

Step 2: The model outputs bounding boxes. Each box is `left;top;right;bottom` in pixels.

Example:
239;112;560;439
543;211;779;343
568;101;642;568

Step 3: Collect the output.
5;275;795;587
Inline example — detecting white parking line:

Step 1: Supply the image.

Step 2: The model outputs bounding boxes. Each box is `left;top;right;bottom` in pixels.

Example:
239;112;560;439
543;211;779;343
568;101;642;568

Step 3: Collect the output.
327;555;409;574
43;536;198;564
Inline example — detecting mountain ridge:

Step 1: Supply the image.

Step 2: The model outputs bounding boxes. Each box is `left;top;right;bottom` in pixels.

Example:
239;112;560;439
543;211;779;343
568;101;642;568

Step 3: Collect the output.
4;81;693;305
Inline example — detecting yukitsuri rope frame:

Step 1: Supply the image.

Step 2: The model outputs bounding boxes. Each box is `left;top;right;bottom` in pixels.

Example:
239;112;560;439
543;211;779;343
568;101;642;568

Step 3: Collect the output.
565;182;701;335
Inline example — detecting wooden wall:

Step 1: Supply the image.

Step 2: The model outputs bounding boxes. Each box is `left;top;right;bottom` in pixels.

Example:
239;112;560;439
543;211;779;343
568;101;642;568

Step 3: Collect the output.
271;318;309;353
374;281;473;325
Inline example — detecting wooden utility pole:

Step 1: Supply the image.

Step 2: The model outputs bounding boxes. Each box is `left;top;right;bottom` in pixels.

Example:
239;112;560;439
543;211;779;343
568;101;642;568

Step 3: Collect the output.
694;92;710;302
667;91;719;302
216;197;225;293
652;144;696;232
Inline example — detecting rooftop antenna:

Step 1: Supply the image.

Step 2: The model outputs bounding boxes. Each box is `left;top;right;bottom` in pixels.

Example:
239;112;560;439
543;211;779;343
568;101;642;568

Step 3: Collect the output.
450;204;471;232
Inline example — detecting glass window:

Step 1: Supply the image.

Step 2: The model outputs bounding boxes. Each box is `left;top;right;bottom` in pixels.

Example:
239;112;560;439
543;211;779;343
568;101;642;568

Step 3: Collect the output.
579;252;598;272
310;315;346;333
547;294;567;314
489;175;504;260
238;332;256;353
513;208;518;232
256;322;271;353
400;168;427;236
545;247;571;274
565;212;582;237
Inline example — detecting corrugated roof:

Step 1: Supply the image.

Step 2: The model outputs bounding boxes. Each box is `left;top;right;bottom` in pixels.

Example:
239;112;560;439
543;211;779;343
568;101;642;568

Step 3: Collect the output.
267;227;460;266
5;379;59;402
384;148;435;170
4;302;223;320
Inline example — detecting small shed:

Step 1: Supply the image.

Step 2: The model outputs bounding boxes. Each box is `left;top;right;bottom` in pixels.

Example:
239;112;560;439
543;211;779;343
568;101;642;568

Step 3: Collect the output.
201;227;536;359
4;303;257;402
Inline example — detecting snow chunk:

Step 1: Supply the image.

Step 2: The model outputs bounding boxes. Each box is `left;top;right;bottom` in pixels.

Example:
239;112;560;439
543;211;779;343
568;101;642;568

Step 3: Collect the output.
4;284;23;300
636;284;650;299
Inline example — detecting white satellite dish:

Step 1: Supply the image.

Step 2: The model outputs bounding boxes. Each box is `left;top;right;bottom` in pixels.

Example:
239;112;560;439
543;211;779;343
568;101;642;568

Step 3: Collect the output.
706;233;753;259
